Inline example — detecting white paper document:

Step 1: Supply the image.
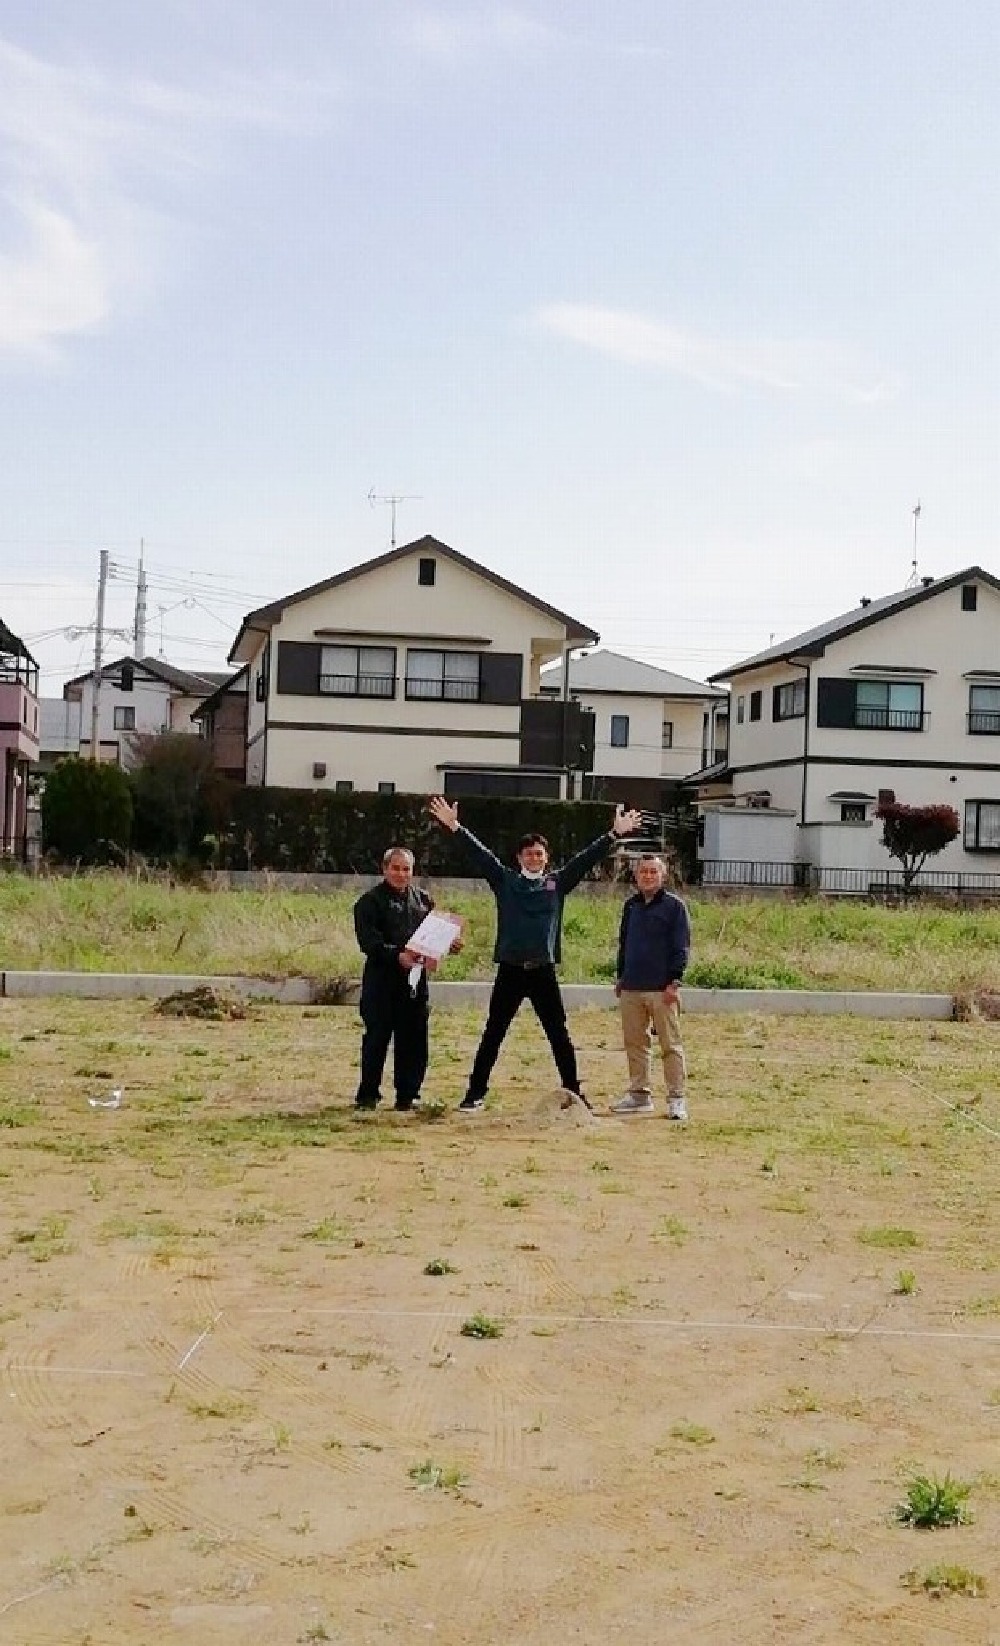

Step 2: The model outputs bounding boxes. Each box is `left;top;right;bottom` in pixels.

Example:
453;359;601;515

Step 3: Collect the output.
406;911;463;961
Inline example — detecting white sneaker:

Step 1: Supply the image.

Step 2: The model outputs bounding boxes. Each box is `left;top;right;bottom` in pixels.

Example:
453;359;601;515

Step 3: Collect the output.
611;1092;655;1116
666;1096;688;1122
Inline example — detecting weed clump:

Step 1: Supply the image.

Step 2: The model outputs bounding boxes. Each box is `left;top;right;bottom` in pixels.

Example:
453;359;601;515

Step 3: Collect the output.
895;1472;973;1528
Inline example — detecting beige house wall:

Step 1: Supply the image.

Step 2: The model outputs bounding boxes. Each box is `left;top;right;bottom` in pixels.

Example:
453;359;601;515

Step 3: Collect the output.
249;550;576;789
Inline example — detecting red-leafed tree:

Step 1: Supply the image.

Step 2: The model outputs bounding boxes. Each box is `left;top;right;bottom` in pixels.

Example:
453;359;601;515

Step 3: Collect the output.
875;800;960;892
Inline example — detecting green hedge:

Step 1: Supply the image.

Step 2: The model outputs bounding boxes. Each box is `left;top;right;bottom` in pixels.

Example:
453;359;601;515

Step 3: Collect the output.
220;789;622;874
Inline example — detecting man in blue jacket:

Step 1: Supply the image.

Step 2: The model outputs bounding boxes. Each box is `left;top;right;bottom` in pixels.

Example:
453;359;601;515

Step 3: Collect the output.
612;854;691;1119
429;794;642;1110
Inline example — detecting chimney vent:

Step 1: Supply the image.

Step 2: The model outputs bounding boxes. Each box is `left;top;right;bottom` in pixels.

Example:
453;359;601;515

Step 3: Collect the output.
859;596;871;607
920;575;934;587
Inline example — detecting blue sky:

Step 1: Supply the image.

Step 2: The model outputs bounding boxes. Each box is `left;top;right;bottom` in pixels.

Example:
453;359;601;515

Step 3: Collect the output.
1;0;996;690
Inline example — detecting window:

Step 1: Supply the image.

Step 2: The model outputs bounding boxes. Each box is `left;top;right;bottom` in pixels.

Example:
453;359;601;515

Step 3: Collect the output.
736;695;745;724
405;649;480;701
961;584;978;612
661;719;673;749
114;706;136;731
320;645;395;698
335;779;354;794
968;684;1000;735
854;679;923;730
377;781;395;794
774;678;806;720
965;799;1000;851
609;714;629;748
120;663;134;692
418;557;436;586
840;802;867;823
749;690;762;722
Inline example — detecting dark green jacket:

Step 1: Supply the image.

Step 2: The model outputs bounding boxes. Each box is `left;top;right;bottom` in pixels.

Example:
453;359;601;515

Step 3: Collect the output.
455;825;615;965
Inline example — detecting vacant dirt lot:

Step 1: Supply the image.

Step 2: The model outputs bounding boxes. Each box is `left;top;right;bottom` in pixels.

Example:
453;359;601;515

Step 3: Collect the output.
1;999;998;1646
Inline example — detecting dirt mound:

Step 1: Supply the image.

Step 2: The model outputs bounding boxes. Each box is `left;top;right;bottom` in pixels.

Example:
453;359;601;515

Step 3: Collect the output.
524;1088;602;1129
153;985;248;1020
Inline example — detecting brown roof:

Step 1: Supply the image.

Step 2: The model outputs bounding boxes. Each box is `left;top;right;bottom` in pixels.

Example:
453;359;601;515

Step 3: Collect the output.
228;535;600;662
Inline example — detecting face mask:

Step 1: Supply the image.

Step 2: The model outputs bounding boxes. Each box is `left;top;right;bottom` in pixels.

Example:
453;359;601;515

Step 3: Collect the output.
520;866;545;881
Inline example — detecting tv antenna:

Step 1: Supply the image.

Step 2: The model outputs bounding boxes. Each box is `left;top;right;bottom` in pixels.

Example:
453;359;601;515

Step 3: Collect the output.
368;489;422;550
906;501;922;587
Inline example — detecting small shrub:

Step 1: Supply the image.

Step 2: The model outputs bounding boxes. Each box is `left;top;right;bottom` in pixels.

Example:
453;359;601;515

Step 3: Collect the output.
408;1459;468;1491
460;1312;503;1339
895;1472;972;1528
900;1563;985;1597
894;1270;917;1295
423;1258;457;1275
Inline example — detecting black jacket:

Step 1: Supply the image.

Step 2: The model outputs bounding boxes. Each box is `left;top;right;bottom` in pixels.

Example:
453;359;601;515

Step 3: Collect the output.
353;881;434;992
616;887;690;991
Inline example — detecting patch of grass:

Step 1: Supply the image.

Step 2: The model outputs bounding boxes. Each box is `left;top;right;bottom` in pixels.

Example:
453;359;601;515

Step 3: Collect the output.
666;1422;715;1447
460;1312;503;1339
900;1563;986;1598
423;1257;457;1275
186;1394;254;1421
652;1215;688;1245
301;1217;350;1243
502;1193;528;1208
894;1269;917;1295
895;1472;973;1528
408;1459;469;1491
858;1226;920;1250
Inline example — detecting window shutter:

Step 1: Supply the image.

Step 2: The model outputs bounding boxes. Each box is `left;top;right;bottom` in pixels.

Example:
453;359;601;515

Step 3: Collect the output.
479;652;523;705
816;677;856;728
772;684;782;720
276;641;321;695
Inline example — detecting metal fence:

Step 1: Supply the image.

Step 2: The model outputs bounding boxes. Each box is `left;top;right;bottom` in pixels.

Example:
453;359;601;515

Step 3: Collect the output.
700;859;1000;899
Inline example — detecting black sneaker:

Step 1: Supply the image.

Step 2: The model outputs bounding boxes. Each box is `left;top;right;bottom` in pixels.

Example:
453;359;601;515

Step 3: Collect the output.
394;1099;418;1112
458;1094;485;1112
355;1098;379;1111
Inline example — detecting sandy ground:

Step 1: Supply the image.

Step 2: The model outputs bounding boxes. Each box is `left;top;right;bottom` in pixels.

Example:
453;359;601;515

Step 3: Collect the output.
0;997;998;1646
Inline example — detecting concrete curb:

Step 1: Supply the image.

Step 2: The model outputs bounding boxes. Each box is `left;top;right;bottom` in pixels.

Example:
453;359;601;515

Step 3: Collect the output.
0;972;956;1020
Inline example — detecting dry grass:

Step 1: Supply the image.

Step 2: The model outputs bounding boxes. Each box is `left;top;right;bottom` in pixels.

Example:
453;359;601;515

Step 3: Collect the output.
3;871;1000;992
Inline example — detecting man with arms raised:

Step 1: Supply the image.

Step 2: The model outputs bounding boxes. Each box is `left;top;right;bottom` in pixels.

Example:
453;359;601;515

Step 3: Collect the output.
429;796;641;1111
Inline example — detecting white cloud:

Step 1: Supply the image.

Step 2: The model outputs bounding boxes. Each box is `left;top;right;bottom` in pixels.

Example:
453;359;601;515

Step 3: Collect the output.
536;302;899;404
0;37;331;360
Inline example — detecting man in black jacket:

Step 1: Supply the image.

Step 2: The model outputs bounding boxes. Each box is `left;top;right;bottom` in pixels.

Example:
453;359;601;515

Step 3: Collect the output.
612;854;691;1119
353;846;438;1111
429;795;641;1110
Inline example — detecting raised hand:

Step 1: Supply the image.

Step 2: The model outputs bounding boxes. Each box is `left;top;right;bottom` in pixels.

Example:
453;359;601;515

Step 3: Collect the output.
611;804;643;837
428;795;460;832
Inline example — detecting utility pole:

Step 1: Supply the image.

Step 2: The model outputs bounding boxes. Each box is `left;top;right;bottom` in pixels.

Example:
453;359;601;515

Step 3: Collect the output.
134;539;147;658
90;549;109;760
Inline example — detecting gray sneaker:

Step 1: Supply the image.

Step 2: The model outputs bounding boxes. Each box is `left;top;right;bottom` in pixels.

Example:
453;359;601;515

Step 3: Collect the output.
666;1096;688;1122
611;1092;655;1116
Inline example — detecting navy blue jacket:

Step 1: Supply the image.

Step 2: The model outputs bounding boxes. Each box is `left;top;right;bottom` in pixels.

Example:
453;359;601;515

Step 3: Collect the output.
455;825;615;965
616;888;690;991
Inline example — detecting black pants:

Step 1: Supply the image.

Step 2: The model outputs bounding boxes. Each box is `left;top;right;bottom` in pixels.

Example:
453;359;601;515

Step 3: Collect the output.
356;978;429;1107
467;962;579;1099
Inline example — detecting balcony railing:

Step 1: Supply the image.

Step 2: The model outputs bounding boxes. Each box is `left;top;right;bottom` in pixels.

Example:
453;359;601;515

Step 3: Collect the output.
854;707;926;731
968;710;1000;735
405;677;480;702
319;673;395;697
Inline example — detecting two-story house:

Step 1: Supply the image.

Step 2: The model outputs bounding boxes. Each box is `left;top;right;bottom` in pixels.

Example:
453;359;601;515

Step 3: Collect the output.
538;649;727;809
702;566;1000;887
63;658;232;768
1;619;40;859
227;535;599;797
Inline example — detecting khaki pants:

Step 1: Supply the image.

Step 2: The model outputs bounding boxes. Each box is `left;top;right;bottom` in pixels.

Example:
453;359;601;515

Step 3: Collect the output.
619;989;685;1098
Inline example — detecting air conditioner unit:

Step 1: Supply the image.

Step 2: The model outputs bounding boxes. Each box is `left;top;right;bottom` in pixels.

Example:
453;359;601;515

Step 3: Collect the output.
312;762;327;780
